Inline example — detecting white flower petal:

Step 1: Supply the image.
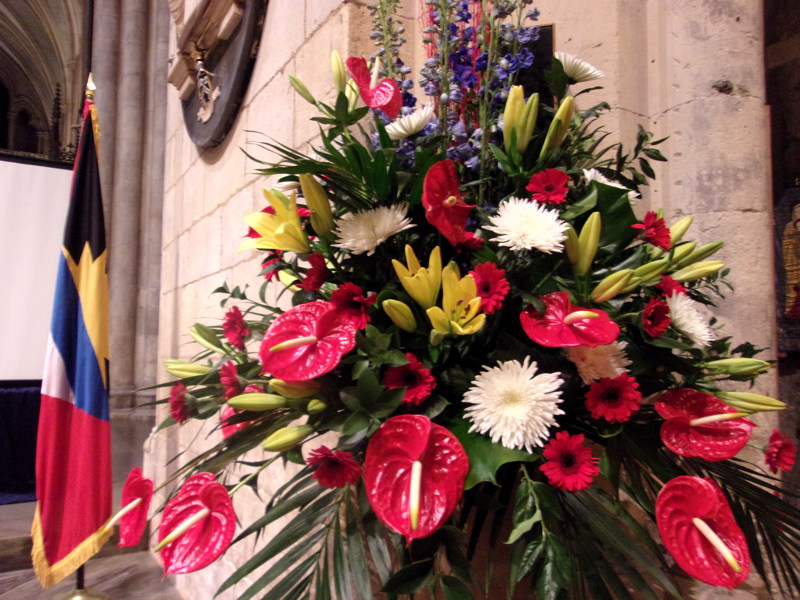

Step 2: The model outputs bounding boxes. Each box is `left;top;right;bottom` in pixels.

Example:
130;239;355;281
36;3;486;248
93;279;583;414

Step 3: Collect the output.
665;293;715;347
485;197;568;253
386;104;435;140
566;341;631;384
332;204;415;256
464;357;564;452
554;52;605;83
583;169;639;202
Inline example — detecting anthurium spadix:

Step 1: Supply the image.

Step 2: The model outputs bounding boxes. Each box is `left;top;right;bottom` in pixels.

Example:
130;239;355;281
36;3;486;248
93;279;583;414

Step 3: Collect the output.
364;415;469;541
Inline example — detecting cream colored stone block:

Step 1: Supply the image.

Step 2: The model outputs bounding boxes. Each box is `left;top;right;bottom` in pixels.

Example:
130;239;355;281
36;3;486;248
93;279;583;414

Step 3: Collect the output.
181;163;206;231
202;115;249;216
305;0;346;38
221;184;260;268
246;71;296;165
248;0;307;95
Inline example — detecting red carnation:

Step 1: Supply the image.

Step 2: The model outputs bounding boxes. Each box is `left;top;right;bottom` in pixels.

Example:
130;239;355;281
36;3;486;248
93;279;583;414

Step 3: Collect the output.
330;282;377;329
300;252;329;292
765;429;797;474
540;431;600;492
261;254;282;281
655;275;686;297
632;211;671;251
219;361;242;400
584;374;642;423
384;353;436;405
470;262;510;314
306;446;362;488
222;306;249;351
169;383;190;424
422;159;473;246
525;168;570;204
346;57;402;118
642;296;671;338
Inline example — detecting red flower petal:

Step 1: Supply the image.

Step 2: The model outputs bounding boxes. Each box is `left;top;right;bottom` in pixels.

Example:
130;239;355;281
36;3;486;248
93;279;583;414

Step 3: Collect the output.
364;415;469;541
383;353;436;406
765;429;797;474
520;292;619;348
158;473;236;575
306;445;362;488
654;389;754;461
656;476;750;587
422;160;473;246
259;301;357;381
345;57;402;118
525;168;570;205
119;467;154;548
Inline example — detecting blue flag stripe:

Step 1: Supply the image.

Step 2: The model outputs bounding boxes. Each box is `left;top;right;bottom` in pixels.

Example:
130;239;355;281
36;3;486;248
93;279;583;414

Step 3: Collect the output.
49;255;109;422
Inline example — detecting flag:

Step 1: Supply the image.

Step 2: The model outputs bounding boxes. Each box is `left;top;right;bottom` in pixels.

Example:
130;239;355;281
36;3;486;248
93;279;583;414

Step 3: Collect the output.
31;97;112;588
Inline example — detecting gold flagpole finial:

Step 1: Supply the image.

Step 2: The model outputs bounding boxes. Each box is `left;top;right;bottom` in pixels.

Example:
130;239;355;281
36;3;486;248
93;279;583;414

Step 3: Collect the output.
85;73;96;100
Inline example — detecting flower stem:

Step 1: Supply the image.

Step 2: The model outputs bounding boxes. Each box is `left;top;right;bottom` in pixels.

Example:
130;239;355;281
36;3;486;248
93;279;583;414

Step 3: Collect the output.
228;456;280;497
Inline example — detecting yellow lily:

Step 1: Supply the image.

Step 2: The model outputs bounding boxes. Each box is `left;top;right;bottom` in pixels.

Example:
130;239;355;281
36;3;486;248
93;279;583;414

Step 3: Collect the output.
239;189;311;254
426;263;486;340
392;245;442;309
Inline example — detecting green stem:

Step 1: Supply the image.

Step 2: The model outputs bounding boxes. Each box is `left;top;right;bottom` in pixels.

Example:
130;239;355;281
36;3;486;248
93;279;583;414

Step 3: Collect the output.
228;455;280;496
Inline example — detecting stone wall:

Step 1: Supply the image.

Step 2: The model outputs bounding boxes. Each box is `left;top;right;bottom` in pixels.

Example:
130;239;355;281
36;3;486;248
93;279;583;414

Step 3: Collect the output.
147;1;777;598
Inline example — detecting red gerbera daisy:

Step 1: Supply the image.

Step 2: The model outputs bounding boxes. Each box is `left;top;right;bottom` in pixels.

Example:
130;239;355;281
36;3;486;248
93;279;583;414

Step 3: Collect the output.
384;353;436;405
421;159;473;246
655;275;686;297
169;382;191;424
222;306;249;351
642;296;671;338
631;211;671;251
540;431;599;492
300;252;329;292
525;168;570;204
219;361;242;400
330;282;377;329
584;374;642;423
469;262;510;314
306;445;362;488
765;429;797;474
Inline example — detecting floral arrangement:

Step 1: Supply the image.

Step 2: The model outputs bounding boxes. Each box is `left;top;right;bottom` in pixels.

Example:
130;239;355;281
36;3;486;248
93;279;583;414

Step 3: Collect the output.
113;1;800;598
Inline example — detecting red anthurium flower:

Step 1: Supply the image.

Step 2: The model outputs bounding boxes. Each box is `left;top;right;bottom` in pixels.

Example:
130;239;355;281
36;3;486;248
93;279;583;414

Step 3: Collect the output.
383;353;436;406
346;56;402;118
220;404;254;439
765;429;797;474
364;415;469;541
642;296;671;338
300;252;329;292
470;262;510;314
525;168;570;204
585;374;642;423
117;467;154;548
632;211;671;251
540;431;600;492
259;301;357;381
654;388;754;461
656;476;750;587
222;305;250;351
655;275;686;297
520;291;619;348
422;160;474;246
306;446;362;488
330;282;377;329
158;473;236;575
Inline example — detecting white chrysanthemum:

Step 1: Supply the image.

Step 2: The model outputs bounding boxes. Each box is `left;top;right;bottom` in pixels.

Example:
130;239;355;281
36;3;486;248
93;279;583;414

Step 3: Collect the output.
333;204;415;256
566;341;631;384
386;104;435;140
666;293;715;347
271;179;301;195
464;357;564;452
583;168;640;202
486;197;568;253
554;51;605;83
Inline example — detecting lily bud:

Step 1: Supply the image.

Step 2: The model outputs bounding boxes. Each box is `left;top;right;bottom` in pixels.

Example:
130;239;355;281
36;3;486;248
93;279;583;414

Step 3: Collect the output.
675;241;724;268
671;260;725;282
305;399;328;415
668;216;694;245
539;95;574;160
270;378;323;399
591;269;634;303
189;324;225;354
163;360;212;379
633;258;669;281
330;50;346;93
716;391;786;413
289;75;316;105
620;275;643;294
227;393;288;411
345;79;359;110
669;242;697;265
515;92;540;153
575;212;601;276
564;225;579;265
383;299;418;332
704;358;771;377
262;424;314;452
502;85;524;153
299;174;334;236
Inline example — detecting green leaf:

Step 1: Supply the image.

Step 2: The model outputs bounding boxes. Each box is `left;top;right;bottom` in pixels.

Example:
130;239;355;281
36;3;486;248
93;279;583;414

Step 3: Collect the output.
341;411;371;436
241;532;323;600
560;186;597;221
440;575;474;600
381;559;434;594
449;418;539;489
345;494;372;599
333;514;355;600
506;509;541;545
